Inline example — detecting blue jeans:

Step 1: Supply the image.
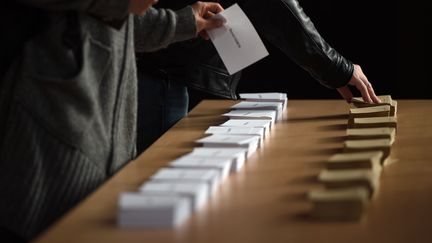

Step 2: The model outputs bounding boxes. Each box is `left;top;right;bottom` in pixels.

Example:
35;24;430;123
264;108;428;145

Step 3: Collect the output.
137;70;189;153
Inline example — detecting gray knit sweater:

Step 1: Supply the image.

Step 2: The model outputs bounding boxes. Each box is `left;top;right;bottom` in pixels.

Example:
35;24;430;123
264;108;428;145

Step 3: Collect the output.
0;1;196;240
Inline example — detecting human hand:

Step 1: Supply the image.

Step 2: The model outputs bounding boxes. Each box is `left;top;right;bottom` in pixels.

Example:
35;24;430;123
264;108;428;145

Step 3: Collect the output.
337;64;381;104
129;0;158;15
191;1;225;40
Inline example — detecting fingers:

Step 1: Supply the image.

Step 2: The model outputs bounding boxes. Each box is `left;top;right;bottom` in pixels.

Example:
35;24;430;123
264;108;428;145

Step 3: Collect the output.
349;64;378;104
354;78;373;104
202;2;224;14
200;18;224;30
193;2;225;34
337;86;353;103
359;73;381;104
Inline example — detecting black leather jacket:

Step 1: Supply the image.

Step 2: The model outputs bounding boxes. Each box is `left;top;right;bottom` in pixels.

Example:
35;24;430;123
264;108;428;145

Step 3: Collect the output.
137;0;354;98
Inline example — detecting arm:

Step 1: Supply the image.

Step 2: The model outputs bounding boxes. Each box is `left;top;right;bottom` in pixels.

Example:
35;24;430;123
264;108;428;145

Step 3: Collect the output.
240;0;379;103
134;2;224;52
134;6;197;52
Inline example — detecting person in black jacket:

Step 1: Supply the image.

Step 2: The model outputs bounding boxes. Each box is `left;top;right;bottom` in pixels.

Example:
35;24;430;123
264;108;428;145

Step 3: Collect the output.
136;0;381;152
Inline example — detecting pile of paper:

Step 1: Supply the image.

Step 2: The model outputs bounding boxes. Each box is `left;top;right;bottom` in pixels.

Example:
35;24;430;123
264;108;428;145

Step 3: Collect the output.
309;95;398;220
117;193;192;228
117;89;288;228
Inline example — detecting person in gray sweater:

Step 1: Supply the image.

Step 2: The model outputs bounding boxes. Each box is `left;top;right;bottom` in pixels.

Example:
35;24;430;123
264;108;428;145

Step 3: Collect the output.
0;0;223;241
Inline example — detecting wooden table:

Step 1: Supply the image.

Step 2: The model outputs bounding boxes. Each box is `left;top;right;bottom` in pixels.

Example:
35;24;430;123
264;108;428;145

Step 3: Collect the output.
35;100;432;243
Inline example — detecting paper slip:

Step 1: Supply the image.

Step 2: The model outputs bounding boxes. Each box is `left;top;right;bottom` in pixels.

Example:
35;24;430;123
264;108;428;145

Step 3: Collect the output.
344;139;392;162
239;92;288;111
223;110;276;126
318;169;380;197
207;4;269;75
169;156;232;182
347;128;396;145
151;169;220;196
205;126;265;144
353;117;397;129
326;151;383;172
190;147;247;171
220;119;272;135
196;134;260;157
139;182;209;212
117;193;191;228
352;95;397;116
232;101;283;121
308;187;368;220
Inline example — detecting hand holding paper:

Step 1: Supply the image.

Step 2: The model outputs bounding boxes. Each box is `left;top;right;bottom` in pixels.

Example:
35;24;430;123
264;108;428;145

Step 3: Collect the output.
207;4;269;74
191;2;225;40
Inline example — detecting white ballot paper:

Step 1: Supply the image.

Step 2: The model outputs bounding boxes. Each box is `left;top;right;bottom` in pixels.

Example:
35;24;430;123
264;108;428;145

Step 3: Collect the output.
205;126;265;145
169;156;232;182
190;147;247;171
139;182;209;212
117;193;191;228
220;119;272;136
196;134;260;157
151;168;221;196
207;4;269;74
223;110;276;126
231;101;284;121
239;92;288;111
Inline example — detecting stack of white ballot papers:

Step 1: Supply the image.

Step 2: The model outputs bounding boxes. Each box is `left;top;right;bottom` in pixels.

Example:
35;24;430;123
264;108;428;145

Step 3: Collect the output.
223;110;276;126
117;91;289;229
196;134;260;157
239;92;288;111
150;168;221;196
169;156;232;182
117;193;191;228
231;101;283;121
220;119;272;135
139;182;209;212
187;147;248;171
205;126;265;145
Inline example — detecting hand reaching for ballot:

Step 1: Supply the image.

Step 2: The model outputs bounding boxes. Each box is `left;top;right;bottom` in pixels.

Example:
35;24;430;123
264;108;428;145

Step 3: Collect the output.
129;0;159;15
337;64;381;104
191;1;225;40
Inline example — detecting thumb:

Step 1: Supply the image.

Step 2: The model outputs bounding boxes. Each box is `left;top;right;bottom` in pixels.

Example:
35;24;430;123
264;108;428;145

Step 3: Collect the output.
200;18;224;30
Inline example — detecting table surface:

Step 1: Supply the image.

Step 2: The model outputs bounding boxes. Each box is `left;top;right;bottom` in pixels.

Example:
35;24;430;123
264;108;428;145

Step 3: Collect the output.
35;100;432;243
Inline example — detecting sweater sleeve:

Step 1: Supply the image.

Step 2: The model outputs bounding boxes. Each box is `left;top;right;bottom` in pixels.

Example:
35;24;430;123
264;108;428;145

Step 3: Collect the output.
17;0;130;19
134;6;198;53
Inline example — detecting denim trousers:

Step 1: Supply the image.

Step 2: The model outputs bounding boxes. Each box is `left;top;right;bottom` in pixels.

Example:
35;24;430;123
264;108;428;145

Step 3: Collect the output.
137;70;189;153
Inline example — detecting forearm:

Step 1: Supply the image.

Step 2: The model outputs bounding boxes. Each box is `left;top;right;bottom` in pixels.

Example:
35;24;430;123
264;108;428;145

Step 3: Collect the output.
240;0;353;89
17;0;130;19
134;6;197;52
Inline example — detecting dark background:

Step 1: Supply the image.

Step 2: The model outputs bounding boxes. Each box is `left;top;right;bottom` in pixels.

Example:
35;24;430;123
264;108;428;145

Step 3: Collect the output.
230;0;431;100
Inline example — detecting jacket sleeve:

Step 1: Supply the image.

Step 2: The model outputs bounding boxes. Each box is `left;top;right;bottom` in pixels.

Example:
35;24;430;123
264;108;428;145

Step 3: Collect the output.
241;0;354;89
17;0;130;19
134;6;197;52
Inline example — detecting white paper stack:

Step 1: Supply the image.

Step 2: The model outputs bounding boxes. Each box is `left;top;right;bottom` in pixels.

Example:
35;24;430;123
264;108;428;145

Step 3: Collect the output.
139;182;209;212
169;156;232;182
151;168;221;196
117;193;191;228
220;119;272;136
205;126;265;145
239;92;288;111
196;134;260;157
223;110;276;126
231;101;283;121
189;147;247;171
